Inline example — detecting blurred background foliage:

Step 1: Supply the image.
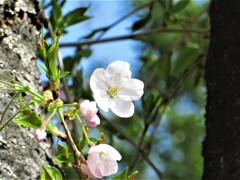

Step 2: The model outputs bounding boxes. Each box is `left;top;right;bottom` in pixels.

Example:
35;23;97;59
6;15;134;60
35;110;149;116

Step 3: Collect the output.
40;0;209;179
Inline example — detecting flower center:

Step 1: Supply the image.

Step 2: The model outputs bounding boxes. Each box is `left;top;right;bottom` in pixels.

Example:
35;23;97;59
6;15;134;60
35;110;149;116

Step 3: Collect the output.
107;86;120;98
99;151;106;160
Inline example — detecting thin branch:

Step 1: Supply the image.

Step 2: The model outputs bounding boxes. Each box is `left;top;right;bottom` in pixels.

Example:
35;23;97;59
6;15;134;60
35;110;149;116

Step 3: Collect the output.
59;28;209;48
95;0;155;40
129;54;205;171
100;114;164;179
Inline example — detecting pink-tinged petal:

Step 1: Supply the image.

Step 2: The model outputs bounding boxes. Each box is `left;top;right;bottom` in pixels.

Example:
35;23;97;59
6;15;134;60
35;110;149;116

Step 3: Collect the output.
80;100;98;120
87;114;100;127
35;129;47;142
87;153;103;178
118;79;144;101
81;164;102;179
90;68;110;93
94;93;112;112
110;98;134;118
88;144;122;161
99;160;118;176
106;61;131;80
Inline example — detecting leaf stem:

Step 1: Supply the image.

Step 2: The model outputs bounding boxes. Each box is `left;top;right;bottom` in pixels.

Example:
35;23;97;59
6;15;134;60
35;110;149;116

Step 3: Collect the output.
0;91;21;125
0;79;20;87
0;73;22;85
0;88;20;91
57;108;87;179
75;114;93;146
27;88;44;101
0;102;33;132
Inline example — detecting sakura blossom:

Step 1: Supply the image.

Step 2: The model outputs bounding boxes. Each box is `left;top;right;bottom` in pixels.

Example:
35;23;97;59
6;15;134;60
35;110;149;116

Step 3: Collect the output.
81;144;122;178
34;128;47;142
80;100;100;127
90;60;144;118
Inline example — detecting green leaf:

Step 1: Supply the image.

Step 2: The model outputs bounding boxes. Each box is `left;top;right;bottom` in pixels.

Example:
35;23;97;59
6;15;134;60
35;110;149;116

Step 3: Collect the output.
63;7;91;27
63;56;76;72
38;38;49;62
79;48;92;57
89;137;99;142
39;63;48;73
112;167;129;180
50;0;63;31
13;111;42;129
58;144;69;158
58;71;70;79
47;36;60;80
78;134;88;150
172;47;201;76
41;165;63;180
158;54;171;83
172;0;190;13
55;154;70;163
132;13;152;31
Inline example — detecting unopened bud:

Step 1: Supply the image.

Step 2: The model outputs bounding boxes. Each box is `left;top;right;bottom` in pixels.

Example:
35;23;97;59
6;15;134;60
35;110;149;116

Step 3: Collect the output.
35;129;47;142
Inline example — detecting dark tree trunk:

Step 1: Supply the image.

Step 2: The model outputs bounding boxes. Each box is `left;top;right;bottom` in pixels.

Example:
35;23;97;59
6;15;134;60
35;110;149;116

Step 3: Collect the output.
0;0;54;179
203;1;240;179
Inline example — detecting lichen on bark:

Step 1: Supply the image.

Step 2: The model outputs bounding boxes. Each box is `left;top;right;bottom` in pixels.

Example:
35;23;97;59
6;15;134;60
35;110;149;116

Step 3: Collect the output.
0;0;54;179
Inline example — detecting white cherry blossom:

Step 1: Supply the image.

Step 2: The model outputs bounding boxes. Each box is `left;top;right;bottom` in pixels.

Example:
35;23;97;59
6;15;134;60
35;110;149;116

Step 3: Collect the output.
90;60;144;118
81;144;122;178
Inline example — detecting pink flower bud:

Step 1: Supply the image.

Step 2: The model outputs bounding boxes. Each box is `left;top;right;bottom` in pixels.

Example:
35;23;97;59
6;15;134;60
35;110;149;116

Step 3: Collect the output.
35;129;47;142
80;100;100;127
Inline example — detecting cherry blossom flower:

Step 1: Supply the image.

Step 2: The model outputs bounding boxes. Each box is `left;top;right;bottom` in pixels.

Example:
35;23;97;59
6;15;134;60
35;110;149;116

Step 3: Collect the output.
81;144;122;178
90;60;144;118
34;128;47;142
80;100;100;127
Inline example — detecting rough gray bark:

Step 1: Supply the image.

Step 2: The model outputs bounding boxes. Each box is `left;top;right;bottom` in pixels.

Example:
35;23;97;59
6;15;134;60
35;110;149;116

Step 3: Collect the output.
0;0;54;179
203;0;240;179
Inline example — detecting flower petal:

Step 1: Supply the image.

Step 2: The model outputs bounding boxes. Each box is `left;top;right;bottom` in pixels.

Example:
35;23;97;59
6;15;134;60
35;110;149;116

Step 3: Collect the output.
110;98;134;118
100;159;118;176
87;152;104;178
94;93;112;112
87;114;100;127
118;79;144;101
81;164;102;179
106;61;131;81
88;144;122;161
90;68;110;93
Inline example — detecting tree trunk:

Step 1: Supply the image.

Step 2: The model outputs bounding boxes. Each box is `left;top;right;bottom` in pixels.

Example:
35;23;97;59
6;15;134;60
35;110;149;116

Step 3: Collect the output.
0;0;54;179
203;1;240;179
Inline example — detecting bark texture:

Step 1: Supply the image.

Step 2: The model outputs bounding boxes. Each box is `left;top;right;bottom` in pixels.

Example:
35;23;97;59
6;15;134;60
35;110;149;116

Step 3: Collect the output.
0;0;54;179
203;1;240;179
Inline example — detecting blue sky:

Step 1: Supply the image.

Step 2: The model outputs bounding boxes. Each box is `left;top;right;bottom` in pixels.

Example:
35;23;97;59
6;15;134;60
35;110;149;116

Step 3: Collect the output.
40;1;144;82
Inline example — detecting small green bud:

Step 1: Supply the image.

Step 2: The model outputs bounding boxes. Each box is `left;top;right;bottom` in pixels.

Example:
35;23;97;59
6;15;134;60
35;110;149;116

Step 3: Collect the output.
47;99;63;112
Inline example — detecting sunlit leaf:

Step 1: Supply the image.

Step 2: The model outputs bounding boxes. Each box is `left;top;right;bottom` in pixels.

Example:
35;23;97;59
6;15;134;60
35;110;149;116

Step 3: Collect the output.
55;154;70;163
58;144;69;158
47;36;60;80
13;111;42;129
40;165;63;180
